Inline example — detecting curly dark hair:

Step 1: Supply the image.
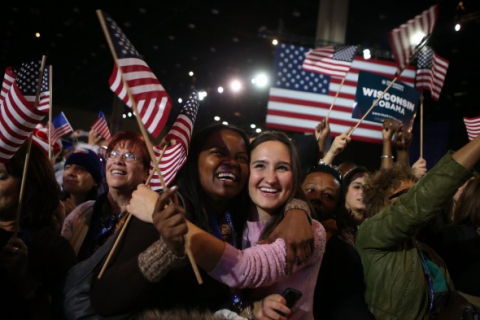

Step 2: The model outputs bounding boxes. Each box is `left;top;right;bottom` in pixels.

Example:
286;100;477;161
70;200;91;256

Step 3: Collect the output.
453;176;480;228
363;163;417;218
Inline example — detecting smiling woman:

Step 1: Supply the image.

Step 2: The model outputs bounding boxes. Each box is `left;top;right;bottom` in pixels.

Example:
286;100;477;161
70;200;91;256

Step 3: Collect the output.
61;130;150;260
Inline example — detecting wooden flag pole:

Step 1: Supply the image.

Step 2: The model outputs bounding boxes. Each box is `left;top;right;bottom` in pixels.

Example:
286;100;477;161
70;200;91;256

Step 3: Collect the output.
13;56;48;238
348;36;430;137
48;65;53;161
326;76;347;121
96;10;163;184
96;10;202;284
146;143;169;183
420;93;424;158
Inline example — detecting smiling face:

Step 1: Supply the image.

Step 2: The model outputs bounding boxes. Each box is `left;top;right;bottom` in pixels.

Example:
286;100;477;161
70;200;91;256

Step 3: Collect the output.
62;164;97;196
249;140;293;218
0;163;20;228
302;171;341;220
198;129;249;204
106;141;149;193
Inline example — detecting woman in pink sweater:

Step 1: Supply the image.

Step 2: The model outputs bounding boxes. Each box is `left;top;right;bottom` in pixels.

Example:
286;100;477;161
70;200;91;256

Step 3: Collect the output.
129;131;326;319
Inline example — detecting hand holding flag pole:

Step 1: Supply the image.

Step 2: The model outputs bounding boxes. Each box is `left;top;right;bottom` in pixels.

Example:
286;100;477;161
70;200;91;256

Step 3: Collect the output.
348;36;430;138
96;10;201;284
14;56;48;238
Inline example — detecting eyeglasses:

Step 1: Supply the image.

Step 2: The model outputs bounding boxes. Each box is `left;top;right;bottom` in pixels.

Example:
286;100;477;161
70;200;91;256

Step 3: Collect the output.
106;150;141;163
388;188;410;200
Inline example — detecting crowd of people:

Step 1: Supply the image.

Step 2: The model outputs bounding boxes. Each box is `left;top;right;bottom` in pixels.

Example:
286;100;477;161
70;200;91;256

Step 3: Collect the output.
0;118;479;320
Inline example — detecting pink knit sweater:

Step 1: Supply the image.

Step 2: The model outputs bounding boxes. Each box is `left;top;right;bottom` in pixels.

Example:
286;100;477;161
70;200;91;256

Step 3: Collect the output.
209;220;326;320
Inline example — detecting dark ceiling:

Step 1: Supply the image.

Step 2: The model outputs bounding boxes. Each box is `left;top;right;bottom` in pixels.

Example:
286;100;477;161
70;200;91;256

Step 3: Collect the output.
1;0;480;143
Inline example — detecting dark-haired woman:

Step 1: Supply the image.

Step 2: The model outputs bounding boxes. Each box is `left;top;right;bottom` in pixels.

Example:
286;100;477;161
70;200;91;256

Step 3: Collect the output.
0;143;76;319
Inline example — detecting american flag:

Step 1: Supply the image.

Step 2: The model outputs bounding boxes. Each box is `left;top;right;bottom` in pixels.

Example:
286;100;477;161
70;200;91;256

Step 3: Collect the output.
266;44;416;144
149;91;199;190
104;13;172;138
415;46;448;101
91;111;111;140
1;67;16;108
32;123;62;157
388;5;438;74
0;60;49;162
50;111;73;143
463;116;480;141
302;45;358;79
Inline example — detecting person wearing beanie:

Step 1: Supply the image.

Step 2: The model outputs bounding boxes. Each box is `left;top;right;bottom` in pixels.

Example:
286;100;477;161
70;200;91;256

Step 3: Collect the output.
62;148;104;216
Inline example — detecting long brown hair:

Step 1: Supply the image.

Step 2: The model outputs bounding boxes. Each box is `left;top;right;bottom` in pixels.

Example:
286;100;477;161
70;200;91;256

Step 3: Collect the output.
250;131;313;240
6;142;61;230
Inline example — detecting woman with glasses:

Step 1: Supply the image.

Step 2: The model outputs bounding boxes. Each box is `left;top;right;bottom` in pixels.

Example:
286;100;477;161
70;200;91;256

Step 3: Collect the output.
356;133;480;319
61;130;150;260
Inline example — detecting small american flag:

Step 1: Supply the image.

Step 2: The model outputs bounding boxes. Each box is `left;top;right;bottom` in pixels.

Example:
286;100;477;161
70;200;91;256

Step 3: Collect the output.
149;91;199;190
415;46;448;101
104;13;172;138
389;5;438;74
302;45;358;79
32;123;62;157
50;111;73;143
1;67;16;108
91;111;111;140
463;116;480;141
0;60;49;162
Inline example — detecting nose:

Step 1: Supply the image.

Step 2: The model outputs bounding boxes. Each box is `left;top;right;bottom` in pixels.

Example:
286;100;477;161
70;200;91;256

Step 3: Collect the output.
263;168;278;184
221;155;239;167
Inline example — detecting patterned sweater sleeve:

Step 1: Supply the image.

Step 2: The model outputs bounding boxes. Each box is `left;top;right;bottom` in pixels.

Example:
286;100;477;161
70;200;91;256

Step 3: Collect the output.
209;220;325;288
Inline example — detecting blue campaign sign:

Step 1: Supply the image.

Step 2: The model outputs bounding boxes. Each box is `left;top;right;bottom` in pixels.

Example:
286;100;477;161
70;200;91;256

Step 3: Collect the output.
352;71;420;130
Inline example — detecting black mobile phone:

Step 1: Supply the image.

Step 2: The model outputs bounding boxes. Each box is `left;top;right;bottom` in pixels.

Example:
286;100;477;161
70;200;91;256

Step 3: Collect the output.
276;287;303;316
282;287;302;308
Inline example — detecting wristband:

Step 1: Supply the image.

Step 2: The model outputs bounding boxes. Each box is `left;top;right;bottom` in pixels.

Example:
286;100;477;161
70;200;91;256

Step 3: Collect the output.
284;198;313;225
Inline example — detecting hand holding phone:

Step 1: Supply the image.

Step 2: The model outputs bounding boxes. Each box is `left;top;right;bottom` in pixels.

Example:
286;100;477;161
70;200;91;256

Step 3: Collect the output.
276;287;302;316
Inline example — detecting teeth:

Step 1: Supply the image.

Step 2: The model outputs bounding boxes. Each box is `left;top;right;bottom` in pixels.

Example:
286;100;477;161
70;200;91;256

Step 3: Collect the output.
217;172;236;181
112;170;126;175
260;187;278;193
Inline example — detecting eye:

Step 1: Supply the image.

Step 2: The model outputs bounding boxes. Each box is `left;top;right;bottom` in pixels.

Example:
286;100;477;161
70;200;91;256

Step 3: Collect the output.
236;155;248;163
124;153;137;161
252;163;266;169
304;188;316;194
277;164;290;171
323;192;335;200
65;165;71;170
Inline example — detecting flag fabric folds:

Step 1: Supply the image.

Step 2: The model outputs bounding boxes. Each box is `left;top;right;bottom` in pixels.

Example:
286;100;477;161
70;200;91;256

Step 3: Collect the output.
149;91;199;191
0;60;49;162
302;45;358;79
104;13;172;138
32;124;62;157
1;67;16;108
463;116;480;141
266;44;416;144
51;111;74;143
91;111;111;140
415;46;449;101
388;5;438;73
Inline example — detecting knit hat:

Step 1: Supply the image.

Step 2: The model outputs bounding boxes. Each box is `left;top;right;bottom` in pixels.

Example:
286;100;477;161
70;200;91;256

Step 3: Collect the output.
64;148;103;185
